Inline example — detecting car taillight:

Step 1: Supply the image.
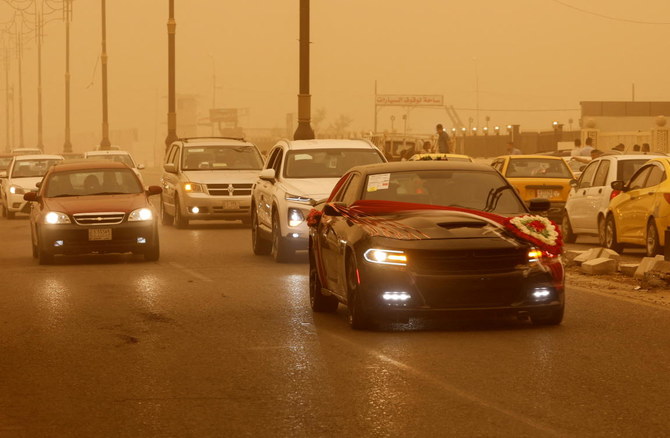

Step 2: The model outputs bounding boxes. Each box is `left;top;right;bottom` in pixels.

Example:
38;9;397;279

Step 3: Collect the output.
610;190;621;201
664;193;670;204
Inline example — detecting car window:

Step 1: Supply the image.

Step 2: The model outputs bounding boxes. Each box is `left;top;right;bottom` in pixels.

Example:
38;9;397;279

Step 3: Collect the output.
617;159;648;183
330;173;354;203
272;149;284;176
592;160;611;187
645;165;665;188
265;147;281;170
283;149;383;178
505;158;572;178
166;144;177;164
577;161;599;189
10;159;62;178
342;173;363;205
181;145;263;170
628;166;652;191
0;156;12;171
171;146;181;168
45;168;142;197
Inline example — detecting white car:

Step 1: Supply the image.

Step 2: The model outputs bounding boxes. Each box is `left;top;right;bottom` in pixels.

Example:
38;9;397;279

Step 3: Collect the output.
251;139;386;262
562;154;652;244
11;147;43;156
1;154;64;218
84;150;144;184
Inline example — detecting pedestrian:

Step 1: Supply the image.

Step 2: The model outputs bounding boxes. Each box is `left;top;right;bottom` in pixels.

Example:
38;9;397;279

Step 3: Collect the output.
570;139;583;157
435;124;450;153
506;142;522;155
581;137;594;156
633;144;641;152
642;143;651;154
422;140;432;153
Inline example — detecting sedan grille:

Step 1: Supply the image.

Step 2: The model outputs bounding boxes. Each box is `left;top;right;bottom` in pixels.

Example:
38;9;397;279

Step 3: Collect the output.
206;183;253;196
73;212;125;225
408;247;527;275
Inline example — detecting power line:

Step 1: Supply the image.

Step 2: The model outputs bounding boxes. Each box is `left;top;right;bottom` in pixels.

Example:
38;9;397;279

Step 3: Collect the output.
549;0;670;25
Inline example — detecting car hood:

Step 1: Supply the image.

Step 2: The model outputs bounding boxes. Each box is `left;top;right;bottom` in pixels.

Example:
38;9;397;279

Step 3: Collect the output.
9;177;42;190
182;170;260;184
282;178;341;200
44;194;148;215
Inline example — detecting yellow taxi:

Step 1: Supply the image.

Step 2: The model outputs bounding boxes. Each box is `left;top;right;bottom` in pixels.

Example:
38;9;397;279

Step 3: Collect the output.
605;157;670;256
490;155;575;222
408;153;473;162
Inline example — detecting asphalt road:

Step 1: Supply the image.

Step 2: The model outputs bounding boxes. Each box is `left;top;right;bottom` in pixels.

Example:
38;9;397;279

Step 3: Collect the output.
1;208;669;437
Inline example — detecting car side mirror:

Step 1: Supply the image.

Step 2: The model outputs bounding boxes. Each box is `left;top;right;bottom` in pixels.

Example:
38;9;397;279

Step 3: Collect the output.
311;197;327;207
137;164;145;170
528;198;551;213
23;192;38;202
610;180;626;192
36;181;42;188
259;168;276;181
163;163;177;174
146;185;162;196
569;179;578;187
322;202;344;217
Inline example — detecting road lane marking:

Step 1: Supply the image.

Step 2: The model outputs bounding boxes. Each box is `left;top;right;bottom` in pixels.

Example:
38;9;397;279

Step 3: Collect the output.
169;262;213;283
325;332;565;437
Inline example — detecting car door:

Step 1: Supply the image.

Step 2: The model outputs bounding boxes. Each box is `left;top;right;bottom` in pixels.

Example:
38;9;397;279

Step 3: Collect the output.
567;159;598;231
255;147;282;228
630;164;665;242
161;144;181;214
616;165;652;240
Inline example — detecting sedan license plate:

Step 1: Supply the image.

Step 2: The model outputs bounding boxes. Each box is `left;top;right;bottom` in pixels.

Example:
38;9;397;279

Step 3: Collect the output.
88;228;112;241
223;201;239;210
536;189;554;198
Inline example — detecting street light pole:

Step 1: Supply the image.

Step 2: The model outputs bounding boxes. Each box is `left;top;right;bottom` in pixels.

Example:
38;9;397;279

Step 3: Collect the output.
16;27;24;148
63;0;72;153
100;0;111;149
293;0;314;140
35;0;44;150
165;0;178;152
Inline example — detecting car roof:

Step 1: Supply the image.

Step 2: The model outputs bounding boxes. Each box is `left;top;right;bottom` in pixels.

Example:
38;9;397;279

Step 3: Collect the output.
50;160;129;172
13;154;64;160
85;150;131;155
280;139;377;151
504;154;566;160
597;154;659;161
348;160;496;175
179;137;255;147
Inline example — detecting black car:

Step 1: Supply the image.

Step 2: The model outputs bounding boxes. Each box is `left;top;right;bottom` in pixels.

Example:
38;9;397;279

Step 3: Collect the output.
308;161;564;329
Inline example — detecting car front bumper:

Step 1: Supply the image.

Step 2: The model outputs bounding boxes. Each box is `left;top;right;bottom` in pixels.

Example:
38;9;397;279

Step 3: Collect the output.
181;193;251;220
7;191;31;213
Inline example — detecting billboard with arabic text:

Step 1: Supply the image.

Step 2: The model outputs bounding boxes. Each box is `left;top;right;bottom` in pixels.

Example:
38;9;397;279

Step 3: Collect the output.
375;95;444;107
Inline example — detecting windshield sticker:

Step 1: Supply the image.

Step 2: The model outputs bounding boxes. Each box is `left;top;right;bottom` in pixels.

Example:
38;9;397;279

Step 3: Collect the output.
367;173;391;192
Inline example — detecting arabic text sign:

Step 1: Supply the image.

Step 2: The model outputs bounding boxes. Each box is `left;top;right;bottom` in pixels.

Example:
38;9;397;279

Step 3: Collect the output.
376;95;444;107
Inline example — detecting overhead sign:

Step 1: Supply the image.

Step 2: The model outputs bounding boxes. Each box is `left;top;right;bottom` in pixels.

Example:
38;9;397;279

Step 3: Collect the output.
210;108;238;123
376;95;444;107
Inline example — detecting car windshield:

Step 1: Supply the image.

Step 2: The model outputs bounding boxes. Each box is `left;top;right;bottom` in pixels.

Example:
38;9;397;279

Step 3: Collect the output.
11;159;62;178
182;145;263;170
505;158;573;178
362;170;527;215
284;148;383;178
86;154;135;168
44;168;143;198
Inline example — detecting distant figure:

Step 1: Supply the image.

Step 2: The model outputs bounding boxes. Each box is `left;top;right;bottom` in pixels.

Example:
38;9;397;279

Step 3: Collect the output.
422;140;432;153
642;143;651;154
590;149;604;159
506;142;522;155
633;144;641;152
436;124;450;153
570;139;583;157
581;137;594;156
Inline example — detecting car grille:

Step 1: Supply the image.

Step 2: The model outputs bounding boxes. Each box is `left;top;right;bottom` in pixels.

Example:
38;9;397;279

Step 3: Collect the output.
206;183;253;196
414;272;526;308
408;247;527;275
73;212;125;225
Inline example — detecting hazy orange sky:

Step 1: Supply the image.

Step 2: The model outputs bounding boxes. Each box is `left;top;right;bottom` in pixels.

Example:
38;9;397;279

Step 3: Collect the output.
3;0;670;154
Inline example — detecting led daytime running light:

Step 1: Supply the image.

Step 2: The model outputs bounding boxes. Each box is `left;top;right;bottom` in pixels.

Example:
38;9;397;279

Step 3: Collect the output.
364;249;407;266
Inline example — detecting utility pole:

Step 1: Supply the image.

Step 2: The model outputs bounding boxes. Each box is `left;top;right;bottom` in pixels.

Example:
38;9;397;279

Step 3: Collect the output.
165;0;178;152
16;26;24;148
99;0;111;150
63;0;72;152
293;0;314;140
35;0;44;150
4;44;9;152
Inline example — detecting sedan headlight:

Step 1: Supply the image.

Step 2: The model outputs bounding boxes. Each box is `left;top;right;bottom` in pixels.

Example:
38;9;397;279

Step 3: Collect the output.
363;249;407;266
183;182;204;193
44;211;71;224
9;185;25;195
288;208;305;227
285;193;313;203
128;208;153;221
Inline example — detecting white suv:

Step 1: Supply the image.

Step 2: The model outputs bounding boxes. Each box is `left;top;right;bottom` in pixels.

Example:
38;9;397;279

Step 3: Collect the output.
562;154;654;244
160;137;264;228
1;154;64;218
251;139;386;262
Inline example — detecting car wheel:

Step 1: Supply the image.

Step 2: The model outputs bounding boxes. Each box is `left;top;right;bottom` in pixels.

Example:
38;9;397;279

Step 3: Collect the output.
646;220;662;257
174;196;189;229
160;195;173;226
597;216;607;247
251;207;271;255
531;304;564;325
346;253;374;330
37;233;54;265
271;210;293;262
561;212;576;244
144;236;160;262
309;250;338;312
605;215;623;254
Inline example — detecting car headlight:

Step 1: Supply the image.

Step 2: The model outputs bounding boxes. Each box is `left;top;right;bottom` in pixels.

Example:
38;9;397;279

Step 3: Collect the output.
183;182;204;193
527;248;543;262
288;208;305;227
363;249;407;266
9;185;25;195
44;211;71;224
285;193;313;203
128;208;153;221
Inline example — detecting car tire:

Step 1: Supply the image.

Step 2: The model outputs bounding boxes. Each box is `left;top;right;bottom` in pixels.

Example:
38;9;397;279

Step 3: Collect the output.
646;220;662;257
174;196;189;229
251;207;271;255
531;304;564;325
309;250;338;312
346;253;374;330
271;210;293;262
561;212;576;244
160;196;173;226
605;215;623;254
597;216;607;247
144;237;160;262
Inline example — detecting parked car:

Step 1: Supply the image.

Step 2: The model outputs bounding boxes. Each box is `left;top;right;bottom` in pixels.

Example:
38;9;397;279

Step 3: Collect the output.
23;160;162;264
160;137;264;227
604;157;670;256
308;161;564;329
562;154;651;244
84;150;144;184
0;154;64;218
408;153;473;162
251;138;386;262
490;154;575;222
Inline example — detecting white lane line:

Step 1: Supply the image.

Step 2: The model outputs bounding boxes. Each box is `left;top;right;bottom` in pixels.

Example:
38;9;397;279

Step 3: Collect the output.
169;262;213;283
325;332;565;437
568;283;670;311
